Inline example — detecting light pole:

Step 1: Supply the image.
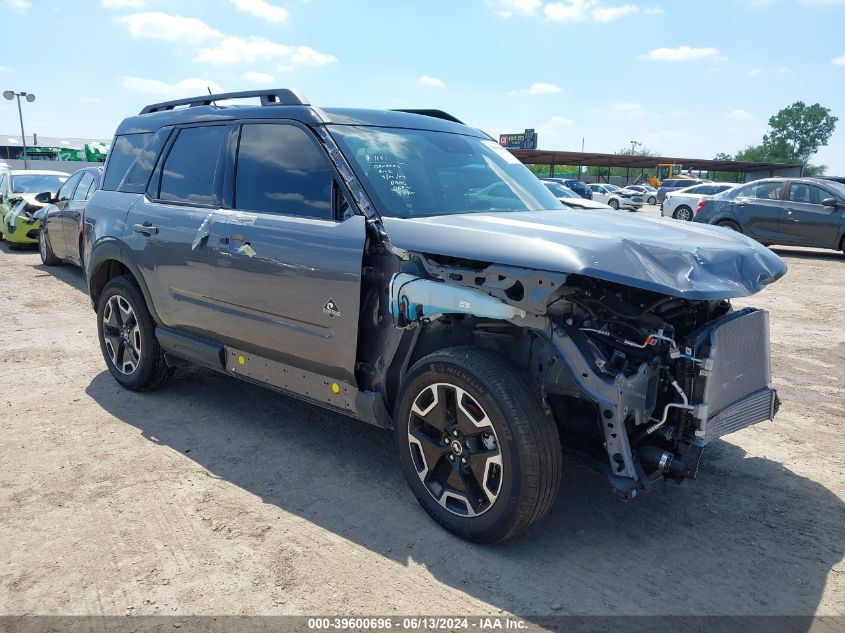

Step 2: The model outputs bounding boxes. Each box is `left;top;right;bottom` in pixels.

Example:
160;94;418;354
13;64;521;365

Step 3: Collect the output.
3;90;36;170
629;140;642;155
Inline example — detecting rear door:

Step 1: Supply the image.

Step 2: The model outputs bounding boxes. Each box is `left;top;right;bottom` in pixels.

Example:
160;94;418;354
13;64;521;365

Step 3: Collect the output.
729;181;787;242
61;170;96;261
204;121;366;384
125;123;235;334
46;171;82;257
782;182;842;248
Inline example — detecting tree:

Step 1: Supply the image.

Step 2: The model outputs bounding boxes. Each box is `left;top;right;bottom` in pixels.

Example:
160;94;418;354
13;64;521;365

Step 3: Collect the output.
763;102;838;163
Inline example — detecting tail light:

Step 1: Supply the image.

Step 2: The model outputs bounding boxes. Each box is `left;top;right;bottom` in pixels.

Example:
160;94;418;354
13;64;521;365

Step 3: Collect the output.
696;200;708;214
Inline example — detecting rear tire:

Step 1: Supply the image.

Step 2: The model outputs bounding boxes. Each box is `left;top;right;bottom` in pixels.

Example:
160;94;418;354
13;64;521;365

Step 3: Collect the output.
673;206;693;221
96;275;174;391
395;347;562;543
39;228;61;266
717;220;743;233
647;196;657;205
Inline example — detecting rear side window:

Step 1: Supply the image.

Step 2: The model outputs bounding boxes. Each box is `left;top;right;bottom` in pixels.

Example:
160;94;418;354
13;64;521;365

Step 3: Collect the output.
234;123;333;219
102;133;151;191
661;179;675;187
159;126;229;206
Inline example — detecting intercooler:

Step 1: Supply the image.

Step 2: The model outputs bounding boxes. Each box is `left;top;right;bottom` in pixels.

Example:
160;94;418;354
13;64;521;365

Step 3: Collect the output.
686;308;777;445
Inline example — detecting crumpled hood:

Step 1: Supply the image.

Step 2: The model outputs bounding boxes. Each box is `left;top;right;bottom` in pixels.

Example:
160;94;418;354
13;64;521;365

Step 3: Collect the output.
382;209;787;300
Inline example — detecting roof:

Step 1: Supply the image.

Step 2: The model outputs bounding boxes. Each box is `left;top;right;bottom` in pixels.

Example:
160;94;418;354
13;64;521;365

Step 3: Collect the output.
11;169;71;176
116;104;484;138
510;149;801;173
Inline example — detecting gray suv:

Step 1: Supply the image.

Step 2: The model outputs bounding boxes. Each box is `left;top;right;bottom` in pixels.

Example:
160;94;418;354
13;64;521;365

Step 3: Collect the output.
85;89;787;543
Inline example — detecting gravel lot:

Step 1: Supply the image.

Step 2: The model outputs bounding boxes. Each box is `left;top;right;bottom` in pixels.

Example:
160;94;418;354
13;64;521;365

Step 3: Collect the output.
1;206;843;622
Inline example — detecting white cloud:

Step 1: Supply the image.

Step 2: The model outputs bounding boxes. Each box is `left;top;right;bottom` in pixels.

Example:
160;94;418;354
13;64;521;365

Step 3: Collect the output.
3;0;30;13
534;115;574;148
639;45;720;61
832;54;845;65
727;109;753;121
544;0;596;21
776;66;790;73
230;0;289;23
671;110;690;117
243;70;275;83
508;82;562;96
419;75;445;88
194;36;337;67
118;12;222;43
0;64;9;72
592;3;639;21
121;76;224;97
613;101;648;117
749;68;762;77
486;0;542;17
102;0;146;8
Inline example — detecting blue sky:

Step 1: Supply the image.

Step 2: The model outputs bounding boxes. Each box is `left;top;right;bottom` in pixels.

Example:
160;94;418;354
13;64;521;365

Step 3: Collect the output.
2;0;844;172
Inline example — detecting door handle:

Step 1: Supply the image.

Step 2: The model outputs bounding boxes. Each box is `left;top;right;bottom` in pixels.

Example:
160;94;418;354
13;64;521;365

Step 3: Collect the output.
220;233;245;245
133;222;158;236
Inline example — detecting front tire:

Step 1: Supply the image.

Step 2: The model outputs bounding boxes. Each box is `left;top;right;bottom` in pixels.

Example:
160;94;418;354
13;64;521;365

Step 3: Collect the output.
39;228;61;266
395;348;562;543
717;220;742;233
609;199;619;210
97;275;174;391
648;196;657;205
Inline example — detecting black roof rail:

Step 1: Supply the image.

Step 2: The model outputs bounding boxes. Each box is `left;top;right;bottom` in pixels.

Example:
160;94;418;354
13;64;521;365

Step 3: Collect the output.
392;109;464;124
140;89;310;115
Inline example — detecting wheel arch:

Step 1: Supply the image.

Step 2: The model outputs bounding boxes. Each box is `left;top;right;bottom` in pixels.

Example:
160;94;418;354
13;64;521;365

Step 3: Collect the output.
88;240;161;323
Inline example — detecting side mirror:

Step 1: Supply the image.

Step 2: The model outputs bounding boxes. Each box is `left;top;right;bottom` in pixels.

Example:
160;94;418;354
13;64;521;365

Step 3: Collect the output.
34;191;53;204
821;197;838;208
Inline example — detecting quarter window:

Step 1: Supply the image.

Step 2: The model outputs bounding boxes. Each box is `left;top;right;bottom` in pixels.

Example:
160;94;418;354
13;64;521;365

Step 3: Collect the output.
103;133;152;191
234;123;333;219
159;126;229;206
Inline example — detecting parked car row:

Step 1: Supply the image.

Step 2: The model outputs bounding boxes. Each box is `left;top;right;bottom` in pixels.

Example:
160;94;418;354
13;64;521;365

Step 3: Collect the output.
0;163;103;266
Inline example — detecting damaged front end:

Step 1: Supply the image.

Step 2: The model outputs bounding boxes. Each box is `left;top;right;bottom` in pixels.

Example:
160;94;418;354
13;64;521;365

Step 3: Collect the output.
387;254;779;499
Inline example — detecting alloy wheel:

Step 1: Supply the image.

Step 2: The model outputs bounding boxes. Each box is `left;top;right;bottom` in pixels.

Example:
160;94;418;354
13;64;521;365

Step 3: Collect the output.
675;207;692;221
102;295;142;375
38;230;47;260
407;383;503;517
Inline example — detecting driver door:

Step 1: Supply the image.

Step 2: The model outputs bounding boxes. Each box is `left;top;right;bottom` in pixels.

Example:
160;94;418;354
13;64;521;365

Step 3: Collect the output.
46;171;83;258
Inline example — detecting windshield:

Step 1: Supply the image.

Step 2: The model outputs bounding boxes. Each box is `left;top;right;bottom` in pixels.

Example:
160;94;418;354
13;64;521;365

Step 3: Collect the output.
544;182;578;198
824;180;845;199
12;174;68;194
605;184;622;192
330;126;561;218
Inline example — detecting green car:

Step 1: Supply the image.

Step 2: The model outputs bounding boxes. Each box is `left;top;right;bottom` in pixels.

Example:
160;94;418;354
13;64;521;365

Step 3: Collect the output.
1;169;69;248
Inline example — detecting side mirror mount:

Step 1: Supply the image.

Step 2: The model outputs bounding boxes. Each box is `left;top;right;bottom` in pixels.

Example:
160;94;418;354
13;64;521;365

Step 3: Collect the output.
821;197;838;208
34;191;53;204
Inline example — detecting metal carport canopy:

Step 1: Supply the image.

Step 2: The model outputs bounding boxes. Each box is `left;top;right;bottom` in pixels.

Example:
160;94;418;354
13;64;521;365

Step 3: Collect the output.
510;149;799;173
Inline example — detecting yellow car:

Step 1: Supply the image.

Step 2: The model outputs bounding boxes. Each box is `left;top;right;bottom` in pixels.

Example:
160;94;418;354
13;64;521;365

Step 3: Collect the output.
1;169;69;248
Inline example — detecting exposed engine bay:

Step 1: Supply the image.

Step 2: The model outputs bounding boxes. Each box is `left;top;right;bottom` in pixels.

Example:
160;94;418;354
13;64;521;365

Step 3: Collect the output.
380;252;778;499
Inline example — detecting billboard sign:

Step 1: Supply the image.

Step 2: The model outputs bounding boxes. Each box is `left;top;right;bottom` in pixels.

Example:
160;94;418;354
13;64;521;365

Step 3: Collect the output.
498;129;537;150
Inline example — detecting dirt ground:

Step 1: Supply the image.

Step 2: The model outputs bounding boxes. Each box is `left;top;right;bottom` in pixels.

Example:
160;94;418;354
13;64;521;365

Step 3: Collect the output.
1;212;843;621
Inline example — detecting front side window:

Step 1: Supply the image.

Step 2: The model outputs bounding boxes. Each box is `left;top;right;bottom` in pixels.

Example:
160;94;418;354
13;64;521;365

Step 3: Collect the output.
57;172;82;201
234;123;333;219
72;173;96;201
159;126;229;206
330;126;560;218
